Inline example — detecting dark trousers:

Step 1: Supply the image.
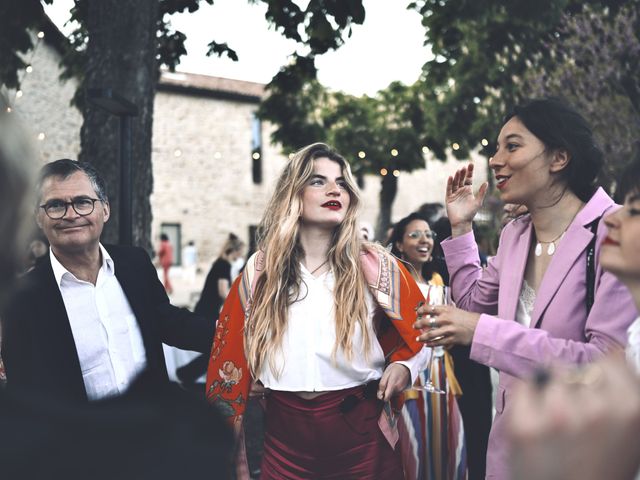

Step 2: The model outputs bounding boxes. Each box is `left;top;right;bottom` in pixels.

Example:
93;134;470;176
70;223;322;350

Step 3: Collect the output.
450;345;493;480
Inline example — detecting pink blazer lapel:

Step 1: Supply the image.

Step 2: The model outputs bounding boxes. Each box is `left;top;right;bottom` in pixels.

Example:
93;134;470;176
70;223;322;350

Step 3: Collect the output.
500;220;532;322
531;225;593;328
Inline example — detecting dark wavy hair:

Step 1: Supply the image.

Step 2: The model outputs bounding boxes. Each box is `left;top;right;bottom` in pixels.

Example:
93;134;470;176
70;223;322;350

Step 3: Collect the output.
389;212;441;282
504;98;603;202
615;143;640;203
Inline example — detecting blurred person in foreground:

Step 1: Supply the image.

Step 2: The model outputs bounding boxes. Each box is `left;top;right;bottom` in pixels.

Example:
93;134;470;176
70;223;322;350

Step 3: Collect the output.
0;95;35;385
206;143;430;479
509;151;640;480
414;98;636;479
0;97;232;479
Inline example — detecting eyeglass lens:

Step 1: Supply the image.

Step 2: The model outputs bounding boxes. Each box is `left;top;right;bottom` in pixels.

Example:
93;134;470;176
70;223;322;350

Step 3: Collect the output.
408;230;435;239
43;198;96;218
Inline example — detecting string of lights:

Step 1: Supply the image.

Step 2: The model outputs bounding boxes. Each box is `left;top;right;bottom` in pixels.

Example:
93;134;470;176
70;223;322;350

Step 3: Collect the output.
5;31;46;143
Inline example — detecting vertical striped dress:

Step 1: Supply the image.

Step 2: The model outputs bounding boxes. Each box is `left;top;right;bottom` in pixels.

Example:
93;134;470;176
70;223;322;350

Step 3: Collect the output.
400;274;467;480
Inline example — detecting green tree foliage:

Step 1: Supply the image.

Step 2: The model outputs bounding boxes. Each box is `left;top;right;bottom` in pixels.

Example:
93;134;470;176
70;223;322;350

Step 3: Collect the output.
523;3;640;191
410;0;634;157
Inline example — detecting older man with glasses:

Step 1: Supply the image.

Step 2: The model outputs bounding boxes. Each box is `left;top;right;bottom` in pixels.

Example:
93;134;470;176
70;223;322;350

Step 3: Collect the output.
1;158;214;403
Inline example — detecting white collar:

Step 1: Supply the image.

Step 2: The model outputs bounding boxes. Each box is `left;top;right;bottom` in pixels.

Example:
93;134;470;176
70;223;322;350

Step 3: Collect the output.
50;243;115;286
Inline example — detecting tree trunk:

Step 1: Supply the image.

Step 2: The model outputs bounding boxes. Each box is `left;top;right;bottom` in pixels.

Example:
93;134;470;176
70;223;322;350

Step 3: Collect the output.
376;173;398;244
80;0;158;252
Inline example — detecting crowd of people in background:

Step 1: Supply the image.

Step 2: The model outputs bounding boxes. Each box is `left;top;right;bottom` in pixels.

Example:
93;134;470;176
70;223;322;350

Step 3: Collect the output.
2;88;640;480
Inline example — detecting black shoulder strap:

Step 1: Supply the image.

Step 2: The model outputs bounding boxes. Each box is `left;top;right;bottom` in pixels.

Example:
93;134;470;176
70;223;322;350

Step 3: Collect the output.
585;216;601;314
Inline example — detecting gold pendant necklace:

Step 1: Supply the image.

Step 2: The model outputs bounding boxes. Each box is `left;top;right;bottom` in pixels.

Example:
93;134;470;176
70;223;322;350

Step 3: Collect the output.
534;205;584;257
534;221;572;256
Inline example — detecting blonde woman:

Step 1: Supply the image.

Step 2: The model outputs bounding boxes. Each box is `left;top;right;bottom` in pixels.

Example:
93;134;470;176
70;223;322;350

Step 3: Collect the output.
206;143;429;479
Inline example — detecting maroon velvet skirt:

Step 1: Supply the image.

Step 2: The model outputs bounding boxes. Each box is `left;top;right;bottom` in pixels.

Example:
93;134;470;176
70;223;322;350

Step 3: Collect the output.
260;384;404;480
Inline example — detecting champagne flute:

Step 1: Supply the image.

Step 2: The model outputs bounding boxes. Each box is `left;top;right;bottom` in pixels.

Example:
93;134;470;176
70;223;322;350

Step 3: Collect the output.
414;285;450;395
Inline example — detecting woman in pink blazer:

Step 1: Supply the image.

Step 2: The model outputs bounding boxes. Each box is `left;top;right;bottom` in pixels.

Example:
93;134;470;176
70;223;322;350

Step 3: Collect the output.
415;98;637;479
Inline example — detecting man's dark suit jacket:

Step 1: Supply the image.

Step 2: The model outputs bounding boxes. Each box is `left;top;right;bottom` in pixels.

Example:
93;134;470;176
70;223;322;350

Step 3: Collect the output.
1;244;214;403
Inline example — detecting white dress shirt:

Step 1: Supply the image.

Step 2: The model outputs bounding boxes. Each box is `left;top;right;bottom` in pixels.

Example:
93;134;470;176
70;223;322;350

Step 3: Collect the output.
50;244;147;400
258;264;429;391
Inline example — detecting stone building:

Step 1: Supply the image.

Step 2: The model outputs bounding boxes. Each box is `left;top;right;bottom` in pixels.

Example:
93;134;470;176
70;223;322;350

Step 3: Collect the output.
6;24;487;271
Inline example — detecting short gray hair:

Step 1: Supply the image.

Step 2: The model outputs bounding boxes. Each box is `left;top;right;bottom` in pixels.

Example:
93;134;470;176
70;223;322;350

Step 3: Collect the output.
36;159;109;204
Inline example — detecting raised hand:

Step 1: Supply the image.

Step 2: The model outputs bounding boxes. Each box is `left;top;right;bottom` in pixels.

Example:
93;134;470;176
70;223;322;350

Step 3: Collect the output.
446;163;488;236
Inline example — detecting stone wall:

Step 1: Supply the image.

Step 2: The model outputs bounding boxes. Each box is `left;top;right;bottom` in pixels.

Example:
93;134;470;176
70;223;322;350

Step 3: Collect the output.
150;89;286;266
5;41;82;164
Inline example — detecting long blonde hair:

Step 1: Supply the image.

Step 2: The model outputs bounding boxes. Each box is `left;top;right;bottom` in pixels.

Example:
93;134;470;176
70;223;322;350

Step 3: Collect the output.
245;143;370;377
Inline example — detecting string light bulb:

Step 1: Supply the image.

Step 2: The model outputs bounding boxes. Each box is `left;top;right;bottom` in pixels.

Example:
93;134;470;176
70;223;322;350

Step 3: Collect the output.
481;138;489;146
252;152;261;160
393;170;400;177
6;107;11;113
214;152;222;159
390;148;398;157
380;168;388;176
358;151;366;159
26;65;33;73
16;90;23;98
452;143;460;151
173;149;182;157
37;31;45;39
37;132;45;141
422;146;429;154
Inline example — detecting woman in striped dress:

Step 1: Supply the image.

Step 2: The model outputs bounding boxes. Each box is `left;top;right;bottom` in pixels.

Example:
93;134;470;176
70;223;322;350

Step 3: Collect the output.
390;212;467;480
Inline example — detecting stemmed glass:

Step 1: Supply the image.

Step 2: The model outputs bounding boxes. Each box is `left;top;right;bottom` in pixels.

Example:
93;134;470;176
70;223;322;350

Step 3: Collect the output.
414;285;451;395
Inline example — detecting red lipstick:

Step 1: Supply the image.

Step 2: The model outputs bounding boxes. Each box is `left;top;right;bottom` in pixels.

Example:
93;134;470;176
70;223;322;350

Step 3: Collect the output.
322;201;342;210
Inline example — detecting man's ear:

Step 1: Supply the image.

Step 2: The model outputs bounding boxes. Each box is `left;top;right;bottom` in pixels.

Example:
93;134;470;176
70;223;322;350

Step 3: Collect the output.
550;149;571;174
102;201;110;223
35;209;44;229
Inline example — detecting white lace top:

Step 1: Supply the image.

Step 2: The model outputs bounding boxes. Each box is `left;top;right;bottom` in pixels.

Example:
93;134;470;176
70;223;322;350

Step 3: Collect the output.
516;280;536;328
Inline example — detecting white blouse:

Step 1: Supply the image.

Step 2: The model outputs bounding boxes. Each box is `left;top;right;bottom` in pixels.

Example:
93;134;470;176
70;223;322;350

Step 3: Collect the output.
258;264;429;392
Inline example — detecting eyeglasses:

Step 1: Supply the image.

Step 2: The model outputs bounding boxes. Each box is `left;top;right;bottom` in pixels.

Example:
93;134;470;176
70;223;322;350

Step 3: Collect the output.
339;381;379;414
40;197;101;219
407;230;437;240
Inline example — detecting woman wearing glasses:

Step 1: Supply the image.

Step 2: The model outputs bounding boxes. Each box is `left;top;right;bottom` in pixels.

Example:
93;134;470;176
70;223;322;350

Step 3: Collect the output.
390;212;467;480
206;143;429;479
414;98;637;479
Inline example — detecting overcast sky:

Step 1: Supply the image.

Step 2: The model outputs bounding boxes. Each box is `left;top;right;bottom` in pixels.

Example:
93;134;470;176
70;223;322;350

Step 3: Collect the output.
44;0;430;96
